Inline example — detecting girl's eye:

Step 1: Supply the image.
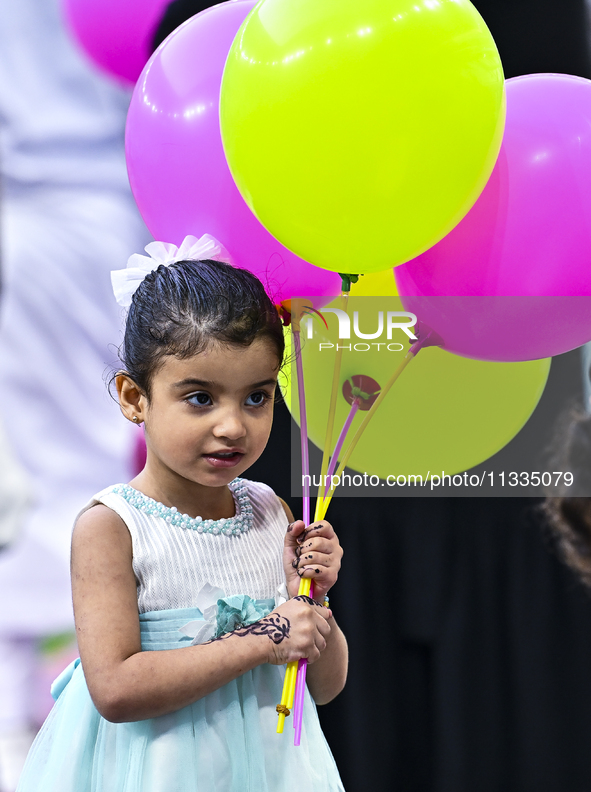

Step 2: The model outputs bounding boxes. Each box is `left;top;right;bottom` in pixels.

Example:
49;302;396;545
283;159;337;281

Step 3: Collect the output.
187;392;212;407
245;390;270;407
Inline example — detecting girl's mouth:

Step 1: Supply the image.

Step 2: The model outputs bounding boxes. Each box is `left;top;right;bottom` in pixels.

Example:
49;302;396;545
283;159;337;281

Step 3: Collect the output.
202;451;245;468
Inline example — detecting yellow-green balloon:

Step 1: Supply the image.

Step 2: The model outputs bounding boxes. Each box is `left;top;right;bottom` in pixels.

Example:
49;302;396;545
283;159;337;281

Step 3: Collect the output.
352;269;398;297
221;0;505;274
282;298;550;478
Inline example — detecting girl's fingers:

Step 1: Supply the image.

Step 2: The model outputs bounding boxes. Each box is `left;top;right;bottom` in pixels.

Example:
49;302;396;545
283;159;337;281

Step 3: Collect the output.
296;520;335;543
297;564;337;581
312;634;327;658
296;536;341;555
315;611;332;638
292;594;327;609
296;551;332;569
284;520;306;545
309;610;331;658
285;520;342;598
290;540;342;572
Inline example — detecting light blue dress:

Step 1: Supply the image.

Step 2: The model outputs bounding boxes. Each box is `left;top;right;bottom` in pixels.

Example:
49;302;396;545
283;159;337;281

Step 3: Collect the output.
16;479;345;791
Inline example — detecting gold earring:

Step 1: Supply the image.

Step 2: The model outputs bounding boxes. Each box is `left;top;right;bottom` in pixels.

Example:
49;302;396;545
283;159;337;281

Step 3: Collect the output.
132;416;139;423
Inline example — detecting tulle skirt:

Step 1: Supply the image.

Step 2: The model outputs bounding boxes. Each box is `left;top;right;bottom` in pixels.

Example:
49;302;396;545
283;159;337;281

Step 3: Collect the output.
16;607;344;792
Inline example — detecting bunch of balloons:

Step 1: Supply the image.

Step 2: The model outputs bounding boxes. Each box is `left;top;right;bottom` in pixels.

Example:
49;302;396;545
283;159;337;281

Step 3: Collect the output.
125;0;506;302
120;0;591;477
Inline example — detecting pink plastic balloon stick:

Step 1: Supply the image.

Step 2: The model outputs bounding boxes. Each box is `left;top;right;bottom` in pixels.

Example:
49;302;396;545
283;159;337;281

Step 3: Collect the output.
294;659;307;741
293;330;310;526
325;399;361;495
293;581;314;746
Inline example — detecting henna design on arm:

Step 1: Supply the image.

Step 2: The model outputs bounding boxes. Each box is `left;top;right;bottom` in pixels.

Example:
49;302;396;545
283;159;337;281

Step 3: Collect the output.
206;614;291;645
293;595;325;608
204;598;325;647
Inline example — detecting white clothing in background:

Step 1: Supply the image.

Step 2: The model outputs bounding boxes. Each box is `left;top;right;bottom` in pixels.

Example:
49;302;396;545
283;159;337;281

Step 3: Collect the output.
0;418;29;548
0;0;132;192
0;0;150;640
0;4;150;789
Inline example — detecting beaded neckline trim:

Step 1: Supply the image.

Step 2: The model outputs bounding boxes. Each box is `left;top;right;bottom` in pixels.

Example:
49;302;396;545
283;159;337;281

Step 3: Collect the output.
111;478;253;536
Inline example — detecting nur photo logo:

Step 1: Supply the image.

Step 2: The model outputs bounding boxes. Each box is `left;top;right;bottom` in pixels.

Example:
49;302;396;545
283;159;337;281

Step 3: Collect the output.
301;307;418;353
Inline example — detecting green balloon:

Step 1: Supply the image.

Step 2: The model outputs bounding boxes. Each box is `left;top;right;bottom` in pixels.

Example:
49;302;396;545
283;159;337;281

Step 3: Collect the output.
221;0;505;273
283;298;550;478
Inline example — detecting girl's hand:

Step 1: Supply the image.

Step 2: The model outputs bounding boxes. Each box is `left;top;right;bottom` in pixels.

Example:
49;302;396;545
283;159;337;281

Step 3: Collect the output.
264;596;332;666
283;519;343;601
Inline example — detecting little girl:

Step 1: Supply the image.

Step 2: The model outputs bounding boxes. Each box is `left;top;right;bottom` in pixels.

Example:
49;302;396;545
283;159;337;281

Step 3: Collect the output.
16;236;347;792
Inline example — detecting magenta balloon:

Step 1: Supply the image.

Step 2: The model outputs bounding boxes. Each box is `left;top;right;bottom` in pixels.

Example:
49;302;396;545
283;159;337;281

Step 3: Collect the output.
396;74;591;361
62;0;169;86
125;1;340;305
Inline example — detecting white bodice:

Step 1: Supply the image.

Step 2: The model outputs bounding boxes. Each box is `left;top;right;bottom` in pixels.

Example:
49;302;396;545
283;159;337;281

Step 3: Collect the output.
81;479;289;613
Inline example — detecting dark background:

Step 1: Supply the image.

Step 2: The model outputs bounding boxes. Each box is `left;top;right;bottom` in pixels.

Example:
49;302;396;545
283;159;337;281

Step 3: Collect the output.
290;348;586;498
247;1;591;788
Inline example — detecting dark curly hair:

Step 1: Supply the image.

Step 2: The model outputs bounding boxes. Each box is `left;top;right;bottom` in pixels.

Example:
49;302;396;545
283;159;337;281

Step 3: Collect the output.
544;497;591;587
117;258;285;399
543;409;591;586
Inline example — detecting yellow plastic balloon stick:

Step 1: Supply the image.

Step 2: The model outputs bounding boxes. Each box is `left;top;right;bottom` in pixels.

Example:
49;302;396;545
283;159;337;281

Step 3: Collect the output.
276;665;292;733
276;575;313;733
277;301;316;735
287;662;298;711
318;348;417;519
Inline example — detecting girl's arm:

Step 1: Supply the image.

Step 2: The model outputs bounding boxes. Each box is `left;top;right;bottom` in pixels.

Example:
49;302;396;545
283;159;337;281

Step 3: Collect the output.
303;613;348;705
72;504;331;723
280;501;348;704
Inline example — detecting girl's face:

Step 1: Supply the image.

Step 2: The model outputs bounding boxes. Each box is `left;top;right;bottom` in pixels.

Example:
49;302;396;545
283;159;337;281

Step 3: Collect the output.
140;338;280;491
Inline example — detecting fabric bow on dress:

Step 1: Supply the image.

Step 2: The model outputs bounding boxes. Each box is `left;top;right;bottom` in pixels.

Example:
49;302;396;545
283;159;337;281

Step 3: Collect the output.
179;582;288;644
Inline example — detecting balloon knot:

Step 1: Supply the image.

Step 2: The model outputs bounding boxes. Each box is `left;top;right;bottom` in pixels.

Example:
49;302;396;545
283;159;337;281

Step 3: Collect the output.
343;376;381;410
338;273;361;292
350;384;371;401
277;304;292;327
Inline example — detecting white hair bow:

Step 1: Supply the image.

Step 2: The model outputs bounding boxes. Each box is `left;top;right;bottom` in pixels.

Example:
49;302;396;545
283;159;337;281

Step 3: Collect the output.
111;234;231;308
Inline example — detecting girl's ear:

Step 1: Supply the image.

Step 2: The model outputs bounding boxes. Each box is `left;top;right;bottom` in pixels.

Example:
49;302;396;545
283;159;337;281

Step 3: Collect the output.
116;373;147;425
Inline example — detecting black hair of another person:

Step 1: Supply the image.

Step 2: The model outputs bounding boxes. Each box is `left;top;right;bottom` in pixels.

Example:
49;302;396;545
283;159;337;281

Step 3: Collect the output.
151;0;218;52
544;409;591;587
118;259;285;399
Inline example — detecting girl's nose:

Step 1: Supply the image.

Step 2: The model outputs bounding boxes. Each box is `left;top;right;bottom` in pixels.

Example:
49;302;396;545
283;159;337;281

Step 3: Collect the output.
212;407;247;440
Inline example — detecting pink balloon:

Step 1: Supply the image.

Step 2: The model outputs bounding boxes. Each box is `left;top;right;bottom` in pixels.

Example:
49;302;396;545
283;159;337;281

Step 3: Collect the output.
396;74;591;361
62;0;170;86
125;1;340;305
